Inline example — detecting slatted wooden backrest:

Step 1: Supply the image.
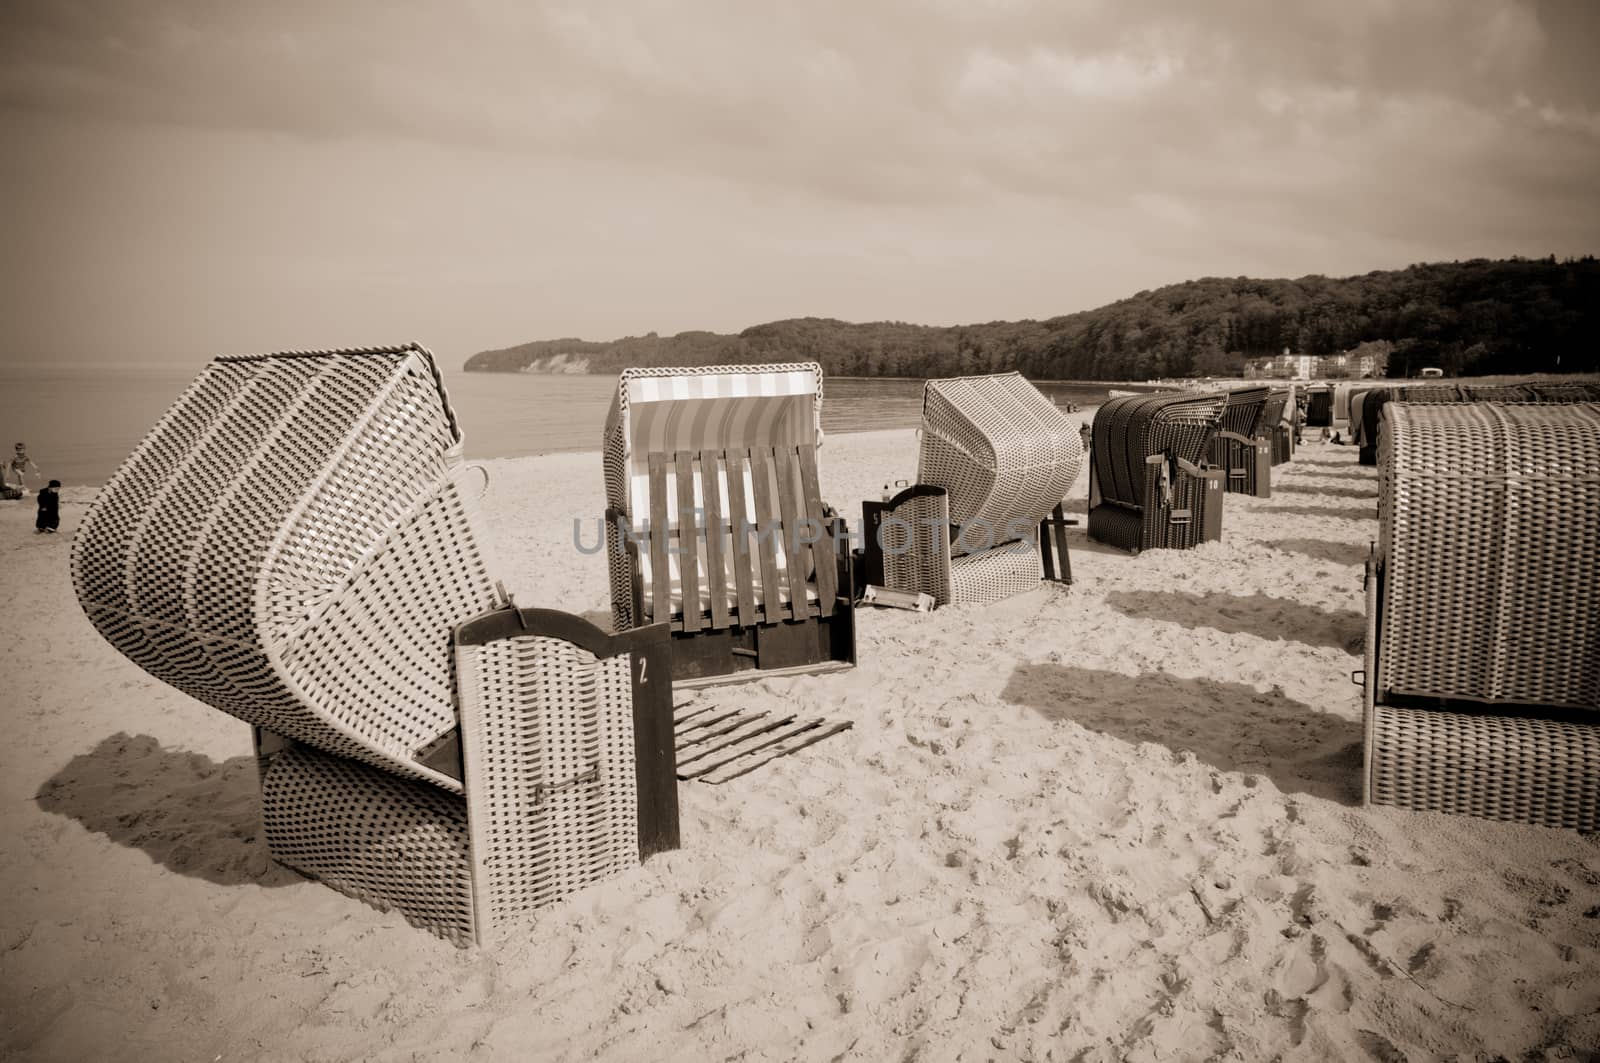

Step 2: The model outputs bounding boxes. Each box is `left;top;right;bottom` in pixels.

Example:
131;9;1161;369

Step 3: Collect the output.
638;445;837;633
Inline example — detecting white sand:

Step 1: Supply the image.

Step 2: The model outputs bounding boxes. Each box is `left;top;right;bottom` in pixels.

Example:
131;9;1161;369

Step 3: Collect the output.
2;431;1597;1062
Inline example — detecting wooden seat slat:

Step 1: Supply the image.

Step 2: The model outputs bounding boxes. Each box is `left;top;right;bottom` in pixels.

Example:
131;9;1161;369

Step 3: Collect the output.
646;453;675;630
699;449;731;630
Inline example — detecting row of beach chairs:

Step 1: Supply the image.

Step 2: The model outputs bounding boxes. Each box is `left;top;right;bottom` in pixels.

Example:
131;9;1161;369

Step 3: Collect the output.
69;348;1598;945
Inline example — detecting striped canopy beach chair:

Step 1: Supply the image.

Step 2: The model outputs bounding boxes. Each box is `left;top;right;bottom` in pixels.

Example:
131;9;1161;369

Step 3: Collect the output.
1087;392;1226;553
1363;401;1600;829
1303;385;1333;427
71;344;680;945
602;363;855;685
861;373;1082;606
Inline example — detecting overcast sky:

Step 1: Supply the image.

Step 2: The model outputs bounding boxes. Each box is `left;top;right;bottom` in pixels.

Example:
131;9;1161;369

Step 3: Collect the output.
3;0;1598;369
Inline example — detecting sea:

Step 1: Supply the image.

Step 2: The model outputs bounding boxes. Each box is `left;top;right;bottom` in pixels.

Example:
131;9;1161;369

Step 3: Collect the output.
0;365;1129;488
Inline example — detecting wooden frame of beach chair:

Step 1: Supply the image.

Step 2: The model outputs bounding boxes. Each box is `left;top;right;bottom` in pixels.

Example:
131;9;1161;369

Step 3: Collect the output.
1361;401;1600;830
602;363;855;686
860;373;1082;607
71;344;680;945
1087;393;1226;553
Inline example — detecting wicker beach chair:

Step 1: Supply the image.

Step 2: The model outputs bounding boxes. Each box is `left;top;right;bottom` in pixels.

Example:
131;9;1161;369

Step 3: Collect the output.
1207;386;1274;496
860;374;1082;606
1270;387;1295;465
1362;402;1600;829
1087;392;1226;553
602;363;855;685
1304;386;1333;427
71;344;680;944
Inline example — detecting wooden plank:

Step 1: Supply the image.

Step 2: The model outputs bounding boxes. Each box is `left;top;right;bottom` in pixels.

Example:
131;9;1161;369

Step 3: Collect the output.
673;703;718;727
699;721;855;785
675;706;746;739
678;718;824;780
674;450;702;633
676;708;769;750
647;453;676;629
678;714;800;767
748;447;788;623
772;446;812;619
700;449;731;631
797;445;836;616
724;449;759;626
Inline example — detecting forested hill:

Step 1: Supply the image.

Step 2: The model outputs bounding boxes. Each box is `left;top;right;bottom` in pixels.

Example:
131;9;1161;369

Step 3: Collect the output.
464;257;1600;379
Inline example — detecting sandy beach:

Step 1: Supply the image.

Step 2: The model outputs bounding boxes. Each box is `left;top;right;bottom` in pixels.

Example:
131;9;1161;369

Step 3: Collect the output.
2;428;1597;1062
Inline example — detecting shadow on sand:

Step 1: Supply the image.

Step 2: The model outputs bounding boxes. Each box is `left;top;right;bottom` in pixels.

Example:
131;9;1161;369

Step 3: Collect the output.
1104;588;1364;653
1289;456;1367;469
1003;663;1362;802
1270;482;1379;501
36;733;299;887
1252;502;1375;522
1262;538;1372;568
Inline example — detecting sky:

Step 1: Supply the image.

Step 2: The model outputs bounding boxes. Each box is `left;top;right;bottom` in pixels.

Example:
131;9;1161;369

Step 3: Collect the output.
2;0;1598;370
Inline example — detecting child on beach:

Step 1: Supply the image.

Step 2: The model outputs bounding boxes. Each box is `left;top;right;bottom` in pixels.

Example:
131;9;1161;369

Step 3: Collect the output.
35;479;60;533
9;443;39;494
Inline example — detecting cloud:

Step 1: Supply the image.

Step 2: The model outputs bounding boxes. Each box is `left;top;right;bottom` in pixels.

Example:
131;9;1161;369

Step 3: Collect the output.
0;0;1596;363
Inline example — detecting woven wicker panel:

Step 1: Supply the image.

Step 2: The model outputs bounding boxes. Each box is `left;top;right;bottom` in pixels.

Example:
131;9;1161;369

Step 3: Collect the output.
1217;387;1271;438
949;546;1043;606
261;742;476;945
1368;703;1599;830
879;490;955;605
1090;394;1223;511
1529;383;1600;402
916;374;1083;556
602;363;823;630
456;637;639;936
1261;391;1290;435
1378;403;1600;709
71;346;500;791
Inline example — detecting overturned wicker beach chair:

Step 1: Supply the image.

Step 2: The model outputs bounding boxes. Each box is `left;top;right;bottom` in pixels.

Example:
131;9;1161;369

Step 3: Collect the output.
860;373;1082;606
602;363;855;685
1207;386;1274;497
71;344;680;945
1087;392;1226;553
1362;401;1600;829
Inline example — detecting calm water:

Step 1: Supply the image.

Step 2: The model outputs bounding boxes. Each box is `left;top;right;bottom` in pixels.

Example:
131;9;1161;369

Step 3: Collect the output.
0;366;1123;487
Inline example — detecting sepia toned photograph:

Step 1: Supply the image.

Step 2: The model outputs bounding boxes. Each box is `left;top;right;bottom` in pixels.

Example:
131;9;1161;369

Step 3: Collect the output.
1;2;1597;1060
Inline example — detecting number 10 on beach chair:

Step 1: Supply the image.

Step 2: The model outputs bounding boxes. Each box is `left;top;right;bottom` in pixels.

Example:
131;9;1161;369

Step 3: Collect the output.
602;363;856;685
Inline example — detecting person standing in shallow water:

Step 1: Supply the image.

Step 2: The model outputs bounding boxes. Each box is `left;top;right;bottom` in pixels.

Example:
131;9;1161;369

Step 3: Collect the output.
35;479;60;534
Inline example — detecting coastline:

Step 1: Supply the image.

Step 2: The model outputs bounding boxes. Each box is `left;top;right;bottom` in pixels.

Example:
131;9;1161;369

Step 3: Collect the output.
2;428;1596;1061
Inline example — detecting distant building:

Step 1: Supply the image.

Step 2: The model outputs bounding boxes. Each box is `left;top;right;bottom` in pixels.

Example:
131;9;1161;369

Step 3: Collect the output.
1243;348;1386;380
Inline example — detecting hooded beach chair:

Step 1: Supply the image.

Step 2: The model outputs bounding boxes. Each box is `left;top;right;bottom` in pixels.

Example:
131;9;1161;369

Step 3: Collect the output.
602;363;855;685
1087;392;1226;553
1270;387;1295;465
1362;401;1600;829
70;344;680;945
859;373;1082;606
1303;386;1333;427
1206;386;1274;497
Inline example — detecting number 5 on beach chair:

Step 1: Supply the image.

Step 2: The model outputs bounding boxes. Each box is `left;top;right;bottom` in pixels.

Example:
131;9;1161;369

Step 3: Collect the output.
71;344;680;945
602;363;857;686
